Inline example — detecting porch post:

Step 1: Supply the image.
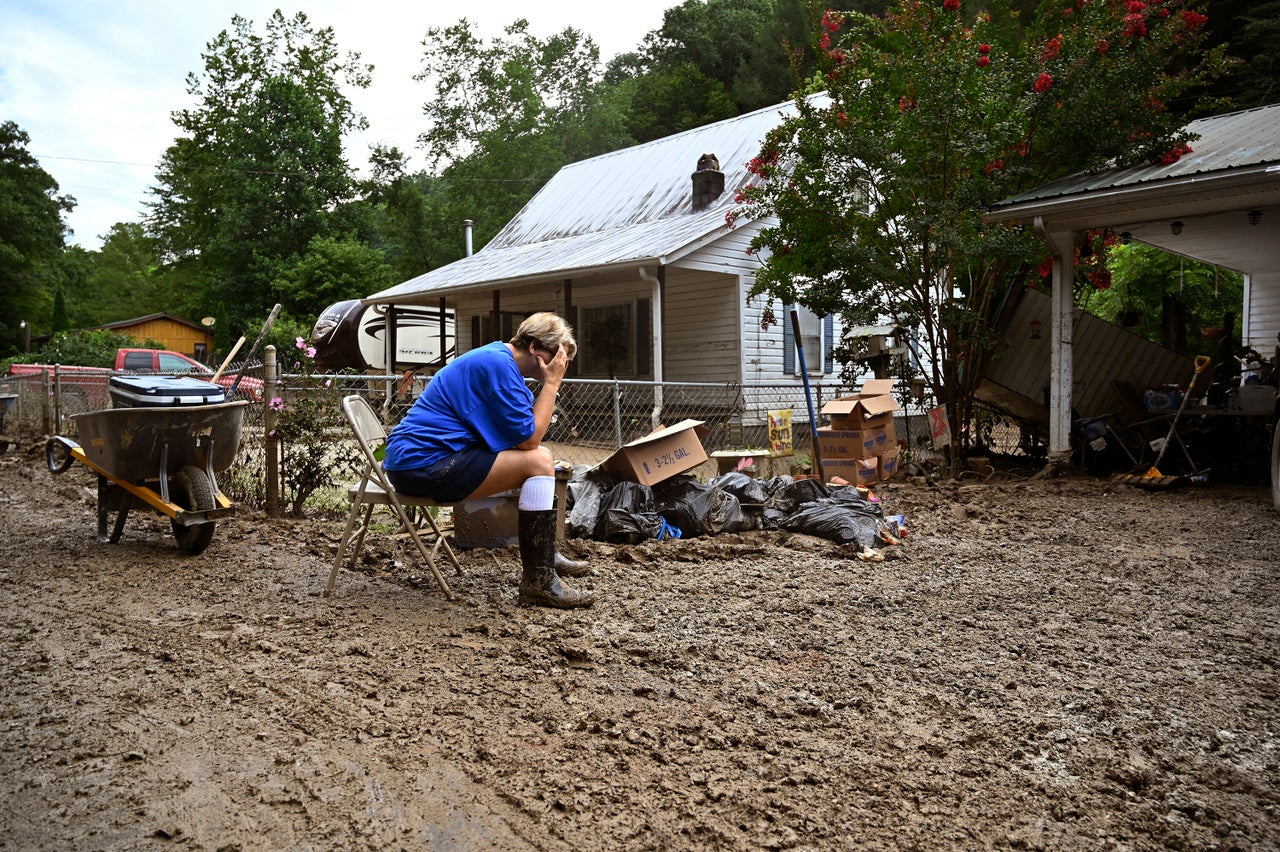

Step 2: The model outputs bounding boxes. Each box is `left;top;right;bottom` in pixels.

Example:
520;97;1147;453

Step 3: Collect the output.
1037;217;1076;460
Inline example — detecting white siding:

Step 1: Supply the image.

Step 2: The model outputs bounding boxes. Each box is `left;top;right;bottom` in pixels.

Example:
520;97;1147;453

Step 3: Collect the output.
1244;272;1280;353
678;220;763;276
662;270;741;382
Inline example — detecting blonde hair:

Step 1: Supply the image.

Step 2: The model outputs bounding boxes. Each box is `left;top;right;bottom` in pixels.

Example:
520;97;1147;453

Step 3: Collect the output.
510;312;577;360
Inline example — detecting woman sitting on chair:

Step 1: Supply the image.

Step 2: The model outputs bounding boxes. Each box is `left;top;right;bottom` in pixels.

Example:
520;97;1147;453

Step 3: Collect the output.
383;312;592;609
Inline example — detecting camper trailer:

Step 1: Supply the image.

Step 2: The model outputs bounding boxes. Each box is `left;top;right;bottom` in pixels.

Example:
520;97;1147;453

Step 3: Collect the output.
311;300;455;373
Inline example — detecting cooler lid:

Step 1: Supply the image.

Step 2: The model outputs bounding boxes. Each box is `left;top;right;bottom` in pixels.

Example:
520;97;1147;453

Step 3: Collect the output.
109;375;226;396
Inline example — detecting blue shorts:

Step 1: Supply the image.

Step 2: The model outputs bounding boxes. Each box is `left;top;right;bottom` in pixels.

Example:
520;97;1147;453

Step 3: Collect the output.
386;447;497;503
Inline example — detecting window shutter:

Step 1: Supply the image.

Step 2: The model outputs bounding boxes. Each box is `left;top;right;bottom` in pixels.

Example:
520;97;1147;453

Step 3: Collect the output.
470;315;480;351
636;299;651;376
823;314;834;374
782;303;795;374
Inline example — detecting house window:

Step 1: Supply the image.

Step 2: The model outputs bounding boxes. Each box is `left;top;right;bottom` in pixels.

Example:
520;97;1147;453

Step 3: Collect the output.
579;302;636;378
782;303;834;376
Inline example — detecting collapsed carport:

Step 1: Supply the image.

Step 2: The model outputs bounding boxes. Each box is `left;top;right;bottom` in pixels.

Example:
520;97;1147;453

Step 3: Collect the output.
983;103;1280;506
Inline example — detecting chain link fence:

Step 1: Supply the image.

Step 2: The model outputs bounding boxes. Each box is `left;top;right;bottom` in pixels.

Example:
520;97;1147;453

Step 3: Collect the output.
2;363;1044;514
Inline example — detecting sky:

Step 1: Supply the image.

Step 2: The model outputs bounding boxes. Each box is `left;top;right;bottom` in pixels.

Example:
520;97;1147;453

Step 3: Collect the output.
0;1;675;251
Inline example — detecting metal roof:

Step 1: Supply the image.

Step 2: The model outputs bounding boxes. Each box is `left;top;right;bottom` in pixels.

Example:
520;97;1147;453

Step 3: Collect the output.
990;103;1280;209
365;98;822;305
985;103;1280;280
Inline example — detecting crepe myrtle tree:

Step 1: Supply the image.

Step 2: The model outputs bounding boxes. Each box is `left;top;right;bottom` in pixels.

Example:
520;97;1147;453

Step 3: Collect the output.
732;0;1226;455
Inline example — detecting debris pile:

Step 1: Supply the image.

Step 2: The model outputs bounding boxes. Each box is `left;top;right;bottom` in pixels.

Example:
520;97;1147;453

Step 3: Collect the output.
566;469;907;558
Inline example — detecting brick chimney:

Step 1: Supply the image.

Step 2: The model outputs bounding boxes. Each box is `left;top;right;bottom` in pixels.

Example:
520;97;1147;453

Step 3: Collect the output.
691;153;724;211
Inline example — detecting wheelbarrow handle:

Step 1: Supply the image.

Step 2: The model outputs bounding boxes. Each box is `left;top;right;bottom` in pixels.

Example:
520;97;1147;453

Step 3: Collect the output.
46;435;80;474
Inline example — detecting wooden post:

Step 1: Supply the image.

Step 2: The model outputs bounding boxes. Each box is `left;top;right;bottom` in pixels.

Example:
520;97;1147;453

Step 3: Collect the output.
264;345;280;517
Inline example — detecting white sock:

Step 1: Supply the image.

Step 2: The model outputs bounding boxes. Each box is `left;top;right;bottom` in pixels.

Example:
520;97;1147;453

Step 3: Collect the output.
517;475;555;511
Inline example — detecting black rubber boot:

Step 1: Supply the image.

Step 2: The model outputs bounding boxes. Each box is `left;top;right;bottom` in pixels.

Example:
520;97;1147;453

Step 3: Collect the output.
554;551;591;577
518;509;594;608
549;495;590;577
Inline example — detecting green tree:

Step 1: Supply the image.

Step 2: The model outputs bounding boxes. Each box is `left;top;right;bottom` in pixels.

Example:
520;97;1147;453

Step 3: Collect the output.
51;288;70;333
620;0;819;141
0;121;75;356
272;233;396;320
410;18;633;259
148;11;371;329
1089;243;1243;355
736;0;1228;451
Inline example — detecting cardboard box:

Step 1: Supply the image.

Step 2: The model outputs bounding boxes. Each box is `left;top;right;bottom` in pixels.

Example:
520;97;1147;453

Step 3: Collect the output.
816;422;897;461
878;446;900;481
821;379;900;429
599;419;709;486
822;456;879;487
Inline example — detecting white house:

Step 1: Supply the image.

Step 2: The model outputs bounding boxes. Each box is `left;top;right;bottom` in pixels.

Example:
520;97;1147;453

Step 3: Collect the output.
362;99;843;433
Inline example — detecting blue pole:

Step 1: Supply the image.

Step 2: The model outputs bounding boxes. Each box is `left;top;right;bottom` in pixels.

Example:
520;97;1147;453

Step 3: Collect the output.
791;310;824;483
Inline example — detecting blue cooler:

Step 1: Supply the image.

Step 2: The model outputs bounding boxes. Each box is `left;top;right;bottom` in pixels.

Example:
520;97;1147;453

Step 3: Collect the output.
108;375;229;408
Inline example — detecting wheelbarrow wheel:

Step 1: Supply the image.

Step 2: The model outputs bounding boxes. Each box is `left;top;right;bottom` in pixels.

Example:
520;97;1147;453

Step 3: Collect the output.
171;465;216;554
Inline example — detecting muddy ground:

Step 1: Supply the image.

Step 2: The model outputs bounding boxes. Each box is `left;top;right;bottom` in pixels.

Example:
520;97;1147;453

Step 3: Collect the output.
0;439;1276;851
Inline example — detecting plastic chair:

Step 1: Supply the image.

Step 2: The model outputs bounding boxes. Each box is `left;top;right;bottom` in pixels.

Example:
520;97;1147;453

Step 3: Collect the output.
324;394;462;599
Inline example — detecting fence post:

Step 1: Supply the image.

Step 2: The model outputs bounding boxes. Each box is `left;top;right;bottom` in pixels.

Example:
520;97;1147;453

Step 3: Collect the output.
41;367;52;435
264;345;280;517
613;379;623;449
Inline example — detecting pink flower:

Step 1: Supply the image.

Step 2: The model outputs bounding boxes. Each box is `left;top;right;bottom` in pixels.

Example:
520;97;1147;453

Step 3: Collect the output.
1182;10;1208;28
1041;35;1062;62
821;9;842;33
943;0;960;10
1095;38;1110;54
1127;0;1147;12
977;55;991;67
985;158;1005;175
305;345;316;358
269;397;285;411
978;43;991;54
819;33;831;50
295;337;306;349
1034;72;1053;93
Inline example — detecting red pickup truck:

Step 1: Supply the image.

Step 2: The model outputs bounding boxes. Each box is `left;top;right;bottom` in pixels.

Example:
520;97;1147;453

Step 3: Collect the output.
7;348;265;401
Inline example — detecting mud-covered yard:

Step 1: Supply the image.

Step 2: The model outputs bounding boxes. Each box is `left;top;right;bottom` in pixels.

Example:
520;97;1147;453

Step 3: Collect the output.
0;439;1276;850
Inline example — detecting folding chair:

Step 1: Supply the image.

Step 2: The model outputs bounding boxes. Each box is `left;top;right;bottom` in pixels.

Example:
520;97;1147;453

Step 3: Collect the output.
324;394;463;600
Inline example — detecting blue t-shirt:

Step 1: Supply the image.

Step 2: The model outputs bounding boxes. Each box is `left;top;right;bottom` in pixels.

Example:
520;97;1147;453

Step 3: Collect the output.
383;342;535;471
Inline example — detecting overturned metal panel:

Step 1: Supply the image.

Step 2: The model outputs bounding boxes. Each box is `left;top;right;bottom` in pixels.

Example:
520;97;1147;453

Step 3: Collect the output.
980;287;1194;420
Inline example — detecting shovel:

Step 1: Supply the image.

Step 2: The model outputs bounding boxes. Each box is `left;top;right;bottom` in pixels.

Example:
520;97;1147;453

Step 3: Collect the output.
1118;355;1210;489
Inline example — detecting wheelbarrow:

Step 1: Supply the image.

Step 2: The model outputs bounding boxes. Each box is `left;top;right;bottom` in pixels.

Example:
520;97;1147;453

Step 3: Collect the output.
46;397;248;554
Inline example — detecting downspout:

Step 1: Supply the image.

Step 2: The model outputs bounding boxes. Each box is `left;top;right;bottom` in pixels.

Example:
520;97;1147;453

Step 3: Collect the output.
1034;215;1076;461
639;265;664;430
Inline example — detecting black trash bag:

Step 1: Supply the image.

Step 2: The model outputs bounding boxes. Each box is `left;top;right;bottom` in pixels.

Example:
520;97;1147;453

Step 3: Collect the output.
653;475;752;536
652;476;717;537
592;481;655;539
827;484;886;518
709;471;769;505
566;469;615;539
761;476;829;528
780;499;883;548
600;509;665;543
